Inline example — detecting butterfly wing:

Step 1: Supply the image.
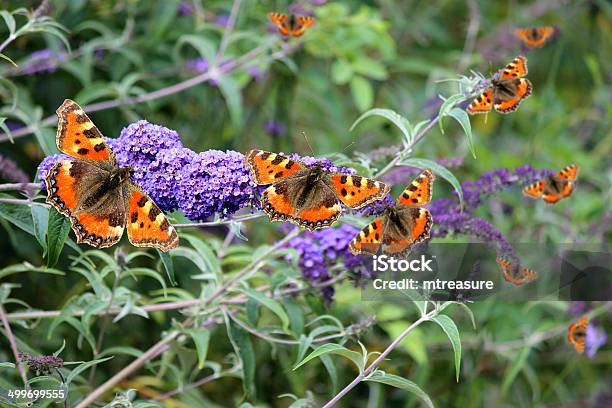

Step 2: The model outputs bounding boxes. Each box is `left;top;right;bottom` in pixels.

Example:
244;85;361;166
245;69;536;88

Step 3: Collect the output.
497;256;520;284
493;78;532;114
349;218;384;255
126;185;179;252
514;27;554;48
288;15;315;36
326;174;389;209
523;179;545;200
466;89;494;115
555;164;579;182
519;266;538;283
397;169;435;206
567;316;588;353
297;15;315;28
261;178;342;230
499;55;528;79
383;207;432;254
268;12;292;36
56;99;114;162
245;150;306;185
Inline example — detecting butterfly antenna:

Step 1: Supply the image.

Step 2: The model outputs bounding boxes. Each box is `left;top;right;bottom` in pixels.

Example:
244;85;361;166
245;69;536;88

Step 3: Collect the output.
342;140;356;153
301;131;315;156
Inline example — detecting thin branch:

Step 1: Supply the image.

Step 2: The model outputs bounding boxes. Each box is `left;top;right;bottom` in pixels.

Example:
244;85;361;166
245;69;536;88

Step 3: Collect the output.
321;313;431;408
0;304;29;389
173;212;264;228
0;197;49;208
214;0;242;63
457;0;480;72
0;183;40;192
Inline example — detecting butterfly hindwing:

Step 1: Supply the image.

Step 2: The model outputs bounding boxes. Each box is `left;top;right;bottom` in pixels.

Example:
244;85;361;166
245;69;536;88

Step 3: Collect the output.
466;89;494;115
398;169;435;207
245;150;306;185
126;186;179;252
56;99;113;162
349;218;383;255
327;174;389;209
555;164;579;181
383;207;432;254
493;78;532;114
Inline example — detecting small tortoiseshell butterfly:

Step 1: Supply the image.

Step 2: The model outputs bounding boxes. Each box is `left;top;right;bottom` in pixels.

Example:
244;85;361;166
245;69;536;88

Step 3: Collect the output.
268;12;315;37
349;169;435;256
514;26;555;48
246;150;389;231
567;315;588;354
496;257;538;286
45;99;179;251
466;55;532;115
523;164;579;204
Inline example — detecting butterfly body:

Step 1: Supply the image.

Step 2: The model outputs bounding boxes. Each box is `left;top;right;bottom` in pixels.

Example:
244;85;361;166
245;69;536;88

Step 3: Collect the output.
567;316;588;353
523;164;579;204
45;99;179;251
246;150;389;231
467;56;532;115
268;12;315;37
349;169;435;256
514;26;555;48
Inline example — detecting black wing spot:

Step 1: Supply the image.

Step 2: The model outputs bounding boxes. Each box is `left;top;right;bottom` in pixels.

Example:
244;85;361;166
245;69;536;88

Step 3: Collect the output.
77;148;89;155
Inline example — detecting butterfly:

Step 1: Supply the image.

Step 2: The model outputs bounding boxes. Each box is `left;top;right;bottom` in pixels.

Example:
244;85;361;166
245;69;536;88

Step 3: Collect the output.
44;99;179;251
514;26;555;48
496;257;538;285
245;150;389;231
466;55;533;115
349;169;435;256
523;164;579;204
268;12;315;37
567;315;588;354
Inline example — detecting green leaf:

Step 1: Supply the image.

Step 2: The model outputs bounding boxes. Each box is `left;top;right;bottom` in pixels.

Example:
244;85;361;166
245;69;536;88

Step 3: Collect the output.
502;346;531;396
217;75;243;130
0;52;17;67
331;59;353;84
157;250;176;286
31;205;49;253
430;314;462;382
398;158;464;211
0;11;16;35
283;298;304;336
350;75;374;112
294;343;363;373
437;94;464;134
186;327;211;369
239;287;290;333
0;362;16;369
350;108;411;143
174;34;216;66
182;235;221;279
0;117;14;143
0;199;35;235
447;108;476;158
365;370;434;408
0;262;64;279
225;313;256;399
65;356;114;387
353;57;388;80
46;209;71;267
319;354;338;394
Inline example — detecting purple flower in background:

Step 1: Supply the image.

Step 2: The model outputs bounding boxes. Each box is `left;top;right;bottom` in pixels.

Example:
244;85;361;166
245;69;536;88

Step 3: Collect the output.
177;150;257;221
585;324;607;358
21;49;66;75
264;120;286;137
566;301;589;317
215;15;230;28
245;65;264;82
177;1;194;16
186;57;209;73
286;224;367;303
0;154;30;184
37;154;72;188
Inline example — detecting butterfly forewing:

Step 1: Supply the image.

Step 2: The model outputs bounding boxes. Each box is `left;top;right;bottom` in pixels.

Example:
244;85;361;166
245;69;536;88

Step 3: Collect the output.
398;169;435;207
246;150;306;185
466;89;494;115
327;174;389;209
349;218;384;255
56;99;114;162
126;186;179;251
499;55;528;79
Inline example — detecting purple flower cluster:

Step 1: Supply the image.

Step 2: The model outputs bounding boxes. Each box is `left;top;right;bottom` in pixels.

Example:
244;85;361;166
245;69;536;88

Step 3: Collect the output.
285;224;368;303
19;353;63;375
20;49;66;75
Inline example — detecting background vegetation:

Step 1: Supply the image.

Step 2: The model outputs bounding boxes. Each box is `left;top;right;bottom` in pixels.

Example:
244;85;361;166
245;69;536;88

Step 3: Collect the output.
0;0;610;407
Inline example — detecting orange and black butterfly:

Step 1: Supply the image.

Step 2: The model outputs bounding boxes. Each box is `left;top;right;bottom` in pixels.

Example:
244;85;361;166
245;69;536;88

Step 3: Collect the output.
514;26;555;48
523;164;579;204
567;315;588;354
268;12;315;37
496;257;538;286
349;169;435;256
466;55;532;115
